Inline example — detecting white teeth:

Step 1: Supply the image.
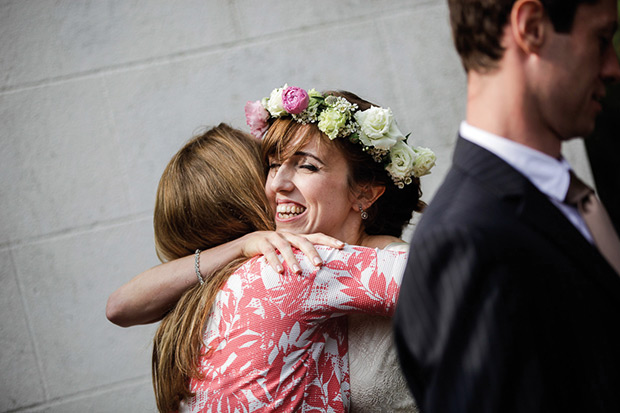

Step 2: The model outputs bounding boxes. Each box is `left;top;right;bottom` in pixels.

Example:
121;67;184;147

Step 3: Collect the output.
276;204;305;218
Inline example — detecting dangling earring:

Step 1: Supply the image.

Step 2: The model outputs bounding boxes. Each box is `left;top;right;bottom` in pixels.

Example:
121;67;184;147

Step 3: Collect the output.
359;204;368;220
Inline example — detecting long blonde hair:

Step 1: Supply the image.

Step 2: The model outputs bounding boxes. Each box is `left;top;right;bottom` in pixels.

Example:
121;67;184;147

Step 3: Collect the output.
152;124;273;412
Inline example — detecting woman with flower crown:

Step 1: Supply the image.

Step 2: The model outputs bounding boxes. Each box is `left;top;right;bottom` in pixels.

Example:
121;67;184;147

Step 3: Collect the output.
108;86;435;412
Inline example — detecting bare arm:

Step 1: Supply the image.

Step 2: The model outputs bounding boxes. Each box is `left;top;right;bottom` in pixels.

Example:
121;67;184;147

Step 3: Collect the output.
106;231;344;327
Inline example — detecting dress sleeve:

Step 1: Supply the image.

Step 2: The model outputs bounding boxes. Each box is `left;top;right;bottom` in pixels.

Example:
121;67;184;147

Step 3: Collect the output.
255;244;407;321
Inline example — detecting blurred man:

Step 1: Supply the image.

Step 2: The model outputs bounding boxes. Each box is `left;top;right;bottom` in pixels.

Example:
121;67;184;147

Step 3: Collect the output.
395;0;620;411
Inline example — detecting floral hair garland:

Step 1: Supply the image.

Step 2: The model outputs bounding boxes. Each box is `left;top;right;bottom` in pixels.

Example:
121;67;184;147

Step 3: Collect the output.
245;85;436;188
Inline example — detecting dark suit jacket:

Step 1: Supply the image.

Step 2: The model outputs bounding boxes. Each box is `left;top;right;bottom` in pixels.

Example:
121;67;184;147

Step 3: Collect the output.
394;137;620;412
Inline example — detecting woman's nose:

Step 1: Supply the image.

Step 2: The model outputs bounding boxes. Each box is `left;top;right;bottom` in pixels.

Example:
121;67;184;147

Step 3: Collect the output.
269;165;295;193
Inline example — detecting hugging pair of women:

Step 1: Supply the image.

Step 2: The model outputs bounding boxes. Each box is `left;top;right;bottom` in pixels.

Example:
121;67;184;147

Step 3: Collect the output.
106;86;436;412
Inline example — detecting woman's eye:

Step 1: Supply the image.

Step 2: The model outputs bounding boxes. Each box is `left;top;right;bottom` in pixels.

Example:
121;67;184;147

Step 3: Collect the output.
300;164;318;172
268;162;281;173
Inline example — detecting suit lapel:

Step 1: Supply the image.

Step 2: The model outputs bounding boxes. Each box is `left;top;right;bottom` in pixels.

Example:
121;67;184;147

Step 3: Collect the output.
452;137;620;301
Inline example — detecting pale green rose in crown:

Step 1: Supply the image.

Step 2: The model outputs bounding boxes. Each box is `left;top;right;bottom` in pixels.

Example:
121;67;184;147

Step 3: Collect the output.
265;85;288;117
354;106;405;150
412;147;437;177
318;107;348;140
307;88;323;109
301;88;324;120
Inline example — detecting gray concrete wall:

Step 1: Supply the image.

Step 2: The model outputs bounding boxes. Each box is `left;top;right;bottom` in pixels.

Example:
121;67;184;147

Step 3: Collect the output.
0;1;593;412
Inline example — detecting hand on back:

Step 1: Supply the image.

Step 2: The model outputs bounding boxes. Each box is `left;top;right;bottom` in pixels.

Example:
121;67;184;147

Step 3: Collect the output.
239;231;344;274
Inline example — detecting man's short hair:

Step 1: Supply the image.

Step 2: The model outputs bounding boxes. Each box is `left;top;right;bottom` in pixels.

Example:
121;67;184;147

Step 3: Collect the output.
448;0;599;72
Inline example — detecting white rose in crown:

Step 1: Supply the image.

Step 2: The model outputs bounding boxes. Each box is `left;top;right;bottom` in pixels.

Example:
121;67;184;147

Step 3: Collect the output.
386;141;417;181
412;147;436;177
264;84;288;117
354;106;405;150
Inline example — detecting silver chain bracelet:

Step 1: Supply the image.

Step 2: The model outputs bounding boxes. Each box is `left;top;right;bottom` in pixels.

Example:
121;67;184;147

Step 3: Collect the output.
194;249;205;285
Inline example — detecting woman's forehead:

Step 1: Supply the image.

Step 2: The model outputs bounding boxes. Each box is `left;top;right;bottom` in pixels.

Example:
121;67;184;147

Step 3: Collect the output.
268;124;322;158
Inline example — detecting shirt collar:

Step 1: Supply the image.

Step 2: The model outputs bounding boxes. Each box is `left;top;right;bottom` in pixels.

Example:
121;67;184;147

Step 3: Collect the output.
459;121;571;203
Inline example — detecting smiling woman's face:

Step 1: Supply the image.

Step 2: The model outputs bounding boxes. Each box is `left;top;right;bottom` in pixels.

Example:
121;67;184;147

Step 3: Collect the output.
265;132;362;242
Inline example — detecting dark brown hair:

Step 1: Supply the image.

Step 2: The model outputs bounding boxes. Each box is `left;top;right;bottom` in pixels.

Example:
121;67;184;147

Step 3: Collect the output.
261;90;426;238
449;0;599;72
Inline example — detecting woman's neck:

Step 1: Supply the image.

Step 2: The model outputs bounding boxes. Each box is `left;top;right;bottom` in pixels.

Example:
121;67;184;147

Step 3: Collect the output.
356;233;404;249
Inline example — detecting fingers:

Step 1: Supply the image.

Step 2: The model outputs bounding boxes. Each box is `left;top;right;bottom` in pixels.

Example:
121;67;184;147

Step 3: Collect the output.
261;244;284;274
302;233;345;249
281;232;345;269
281;233;324;268
241;231;345;275
254;232;301;274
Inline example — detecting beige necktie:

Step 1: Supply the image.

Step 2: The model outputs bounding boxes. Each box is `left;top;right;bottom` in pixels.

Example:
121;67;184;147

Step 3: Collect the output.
565;170;620;275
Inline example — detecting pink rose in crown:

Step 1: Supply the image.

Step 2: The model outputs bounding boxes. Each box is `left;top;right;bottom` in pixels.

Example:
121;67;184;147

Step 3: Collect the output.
282;86;309;114
245;100;270;139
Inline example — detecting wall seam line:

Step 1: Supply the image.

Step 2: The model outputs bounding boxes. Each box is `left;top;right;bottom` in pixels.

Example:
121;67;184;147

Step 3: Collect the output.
8;248;51;403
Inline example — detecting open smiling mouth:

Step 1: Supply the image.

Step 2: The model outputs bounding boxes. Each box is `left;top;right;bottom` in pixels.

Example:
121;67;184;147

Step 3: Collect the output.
276;204;306;219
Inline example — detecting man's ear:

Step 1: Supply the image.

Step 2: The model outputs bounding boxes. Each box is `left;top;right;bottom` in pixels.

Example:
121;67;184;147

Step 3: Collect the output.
511;0;547;54
354;184;386;211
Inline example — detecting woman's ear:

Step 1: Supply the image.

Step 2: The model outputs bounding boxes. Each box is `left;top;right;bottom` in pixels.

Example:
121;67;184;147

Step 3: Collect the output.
511;0;547;54
353;184;386;211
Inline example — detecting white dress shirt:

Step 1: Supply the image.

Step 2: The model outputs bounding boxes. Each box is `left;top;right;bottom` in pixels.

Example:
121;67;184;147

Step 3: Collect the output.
459;121;593;243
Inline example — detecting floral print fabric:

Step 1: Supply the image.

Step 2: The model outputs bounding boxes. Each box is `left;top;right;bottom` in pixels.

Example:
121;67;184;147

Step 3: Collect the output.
181;245;406;413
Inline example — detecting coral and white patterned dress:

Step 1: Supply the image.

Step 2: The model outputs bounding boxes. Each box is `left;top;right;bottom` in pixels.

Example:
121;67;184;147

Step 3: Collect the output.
180;245;407;413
